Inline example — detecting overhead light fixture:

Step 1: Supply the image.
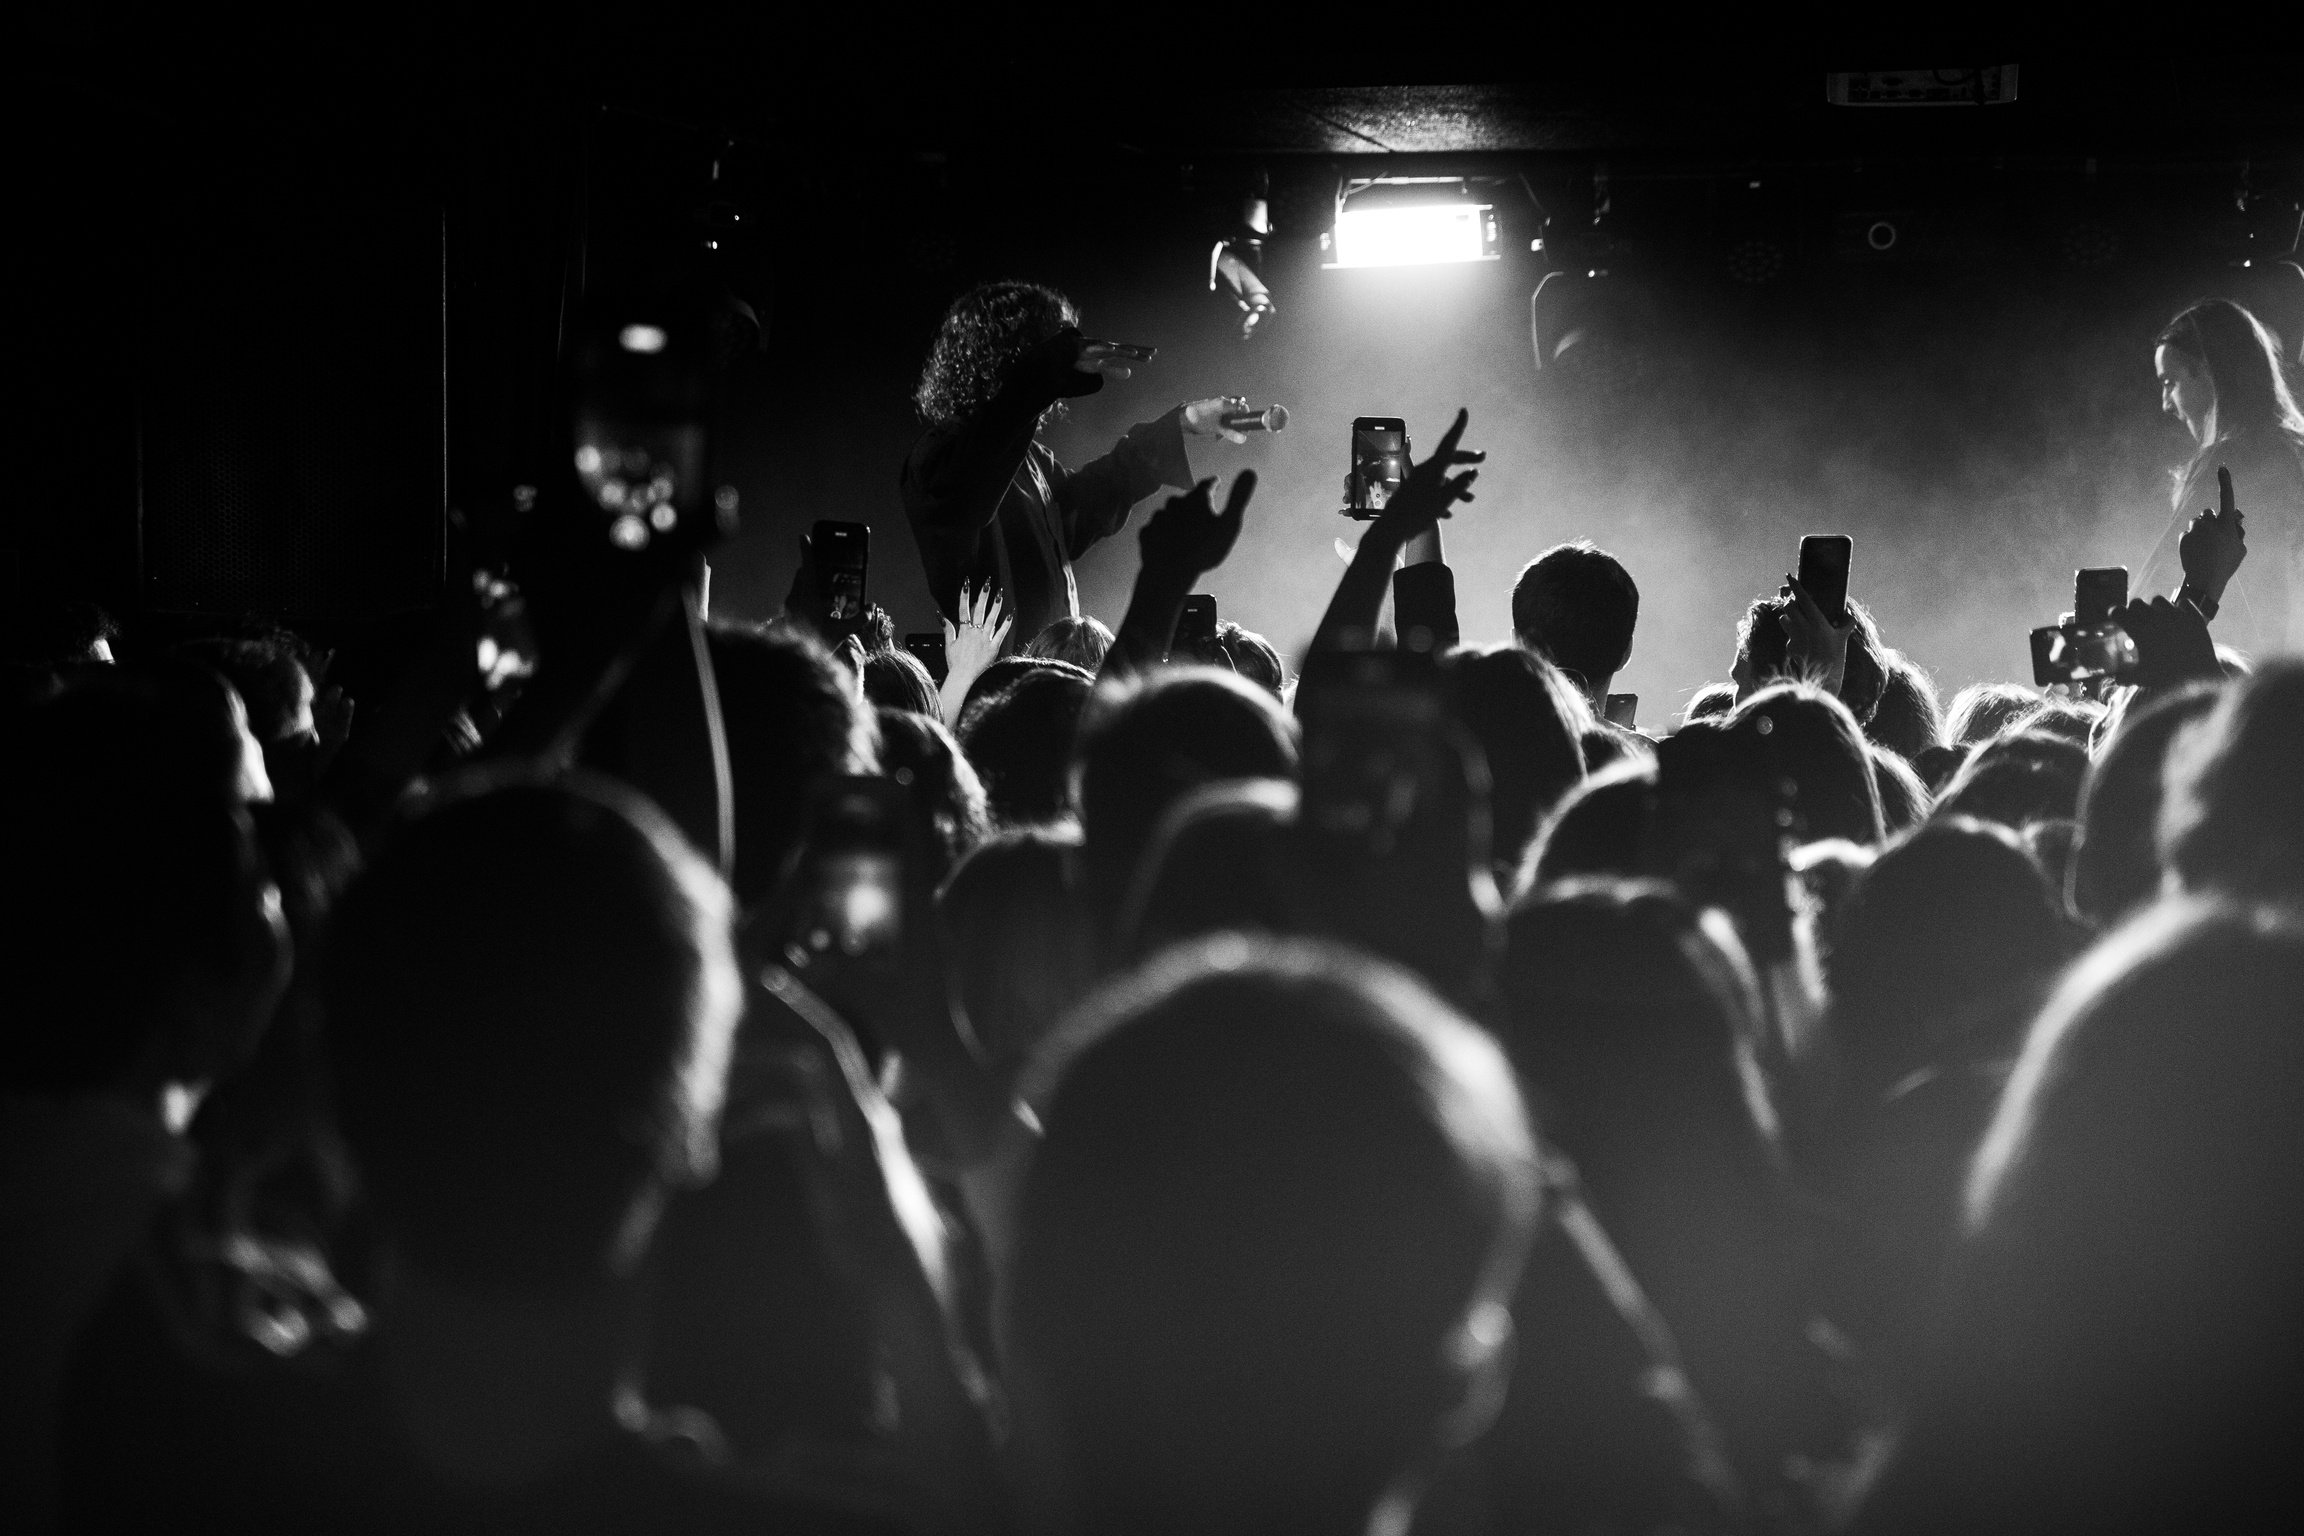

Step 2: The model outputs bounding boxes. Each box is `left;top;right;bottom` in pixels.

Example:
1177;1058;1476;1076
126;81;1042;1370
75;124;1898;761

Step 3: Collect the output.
1323;178;1503;269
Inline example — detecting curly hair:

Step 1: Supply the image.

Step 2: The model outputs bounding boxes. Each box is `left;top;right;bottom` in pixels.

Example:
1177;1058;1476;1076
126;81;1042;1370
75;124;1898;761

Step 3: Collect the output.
914;280;1079;426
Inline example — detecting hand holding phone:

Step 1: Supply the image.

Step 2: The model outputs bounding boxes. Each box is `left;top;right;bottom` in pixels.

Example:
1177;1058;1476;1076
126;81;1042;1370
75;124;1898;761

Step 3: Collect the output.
810;520;871;625
1174;593;1220;663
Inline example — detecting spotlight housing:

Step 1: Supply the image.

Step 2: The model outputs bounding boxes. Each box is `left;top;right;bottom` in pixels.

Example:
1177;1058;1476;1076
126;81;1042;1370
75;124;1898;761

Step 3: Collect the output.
1323;179;1503;269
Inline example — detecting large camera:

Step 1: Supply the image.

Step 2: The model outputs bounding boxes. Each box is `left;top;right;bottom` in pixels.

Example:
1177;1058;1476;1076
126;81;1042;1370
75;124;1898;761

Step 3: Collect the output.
2030;567;2138;687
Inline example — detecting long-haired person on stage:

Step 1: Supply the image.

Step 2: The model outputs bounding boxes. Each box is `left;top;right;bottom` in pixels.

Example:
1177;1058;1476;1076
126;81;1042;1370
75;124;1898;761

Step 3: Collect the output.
901;280;1249;654
2140;297;2304;657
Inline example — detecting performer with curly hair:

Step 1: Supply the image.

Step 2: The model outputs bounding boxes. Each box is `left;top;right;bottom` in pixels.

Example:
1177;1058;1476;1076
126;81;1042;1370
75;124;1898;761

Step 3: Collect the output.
901;280;1248;649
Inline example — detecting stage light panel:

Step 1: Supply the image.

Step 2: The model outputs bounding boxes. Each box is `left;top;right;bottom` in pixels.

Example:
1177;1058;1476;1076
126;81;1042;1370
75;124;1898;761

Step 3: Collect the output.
1325;201;1501;269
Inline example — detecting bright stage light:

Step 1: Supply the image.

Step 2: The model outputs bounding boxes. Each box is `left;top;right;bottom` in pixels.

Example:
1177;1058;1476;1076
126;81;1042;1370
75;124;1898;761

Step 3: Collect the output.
1325;196;1501;269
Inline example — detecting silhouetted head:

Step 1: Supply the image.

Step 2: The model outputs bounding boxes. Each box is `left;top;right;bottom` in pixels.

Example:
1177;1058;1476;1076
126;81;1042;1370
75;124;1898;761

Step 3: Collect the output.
1828;817;2077;1105
1897;901;2304;1532
1214;621;1286;700
1873;747;1933;835
1118;778;1301;963
1023;615;1114;674
1072;668;1298;929
861;648;942;722
705;625;878;908
1523;761;1656;893
1868;650;1945;762
1684;681;1737;724
2009;699;2102;750
1447;645;1588;879
958;664;1096;829
873;708;987;884
1944;682;2037;748
1501;880;1779;1202
1726;682;1885;846
1934;729;2089;833
1006;937;1538;1536
323;775;741;1297
1512;540;1639;699
936;828;1100;1077
1733;596;1886;724
2161;657;2304;902
2069;683;2222;926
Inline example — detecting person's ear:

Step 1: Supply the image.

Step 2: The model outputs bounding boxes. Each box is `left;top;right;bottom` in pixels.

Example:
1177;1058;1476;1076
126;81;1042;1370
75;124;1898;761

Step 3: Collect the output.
1432;1298;1517;1450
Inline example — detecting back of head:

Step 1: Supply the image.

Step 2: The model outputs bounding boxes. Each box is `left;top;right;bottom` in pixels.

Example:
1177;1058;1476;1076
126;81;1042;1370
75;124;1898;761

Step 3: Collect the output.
1008;936;1537;1533
2010;699;2102;750
1447;645;1588;875
960;654;1091;722
1828;817;2075;1099
1214;621;1285;699
3;676;280;1094
1736;596;1887;724
861;648;942;722
705;624;876;907
1501;881;1776;1185
1873;747;1933;836
1933;729;2089;833
323;775;740;1297
1118;777;1301;964
2070;683;2223;925
914;278;1078;427
1867;651;1945;762
1727;683;1885;845
2161;657;2304;902
936;827;1099;1073
1512;540;1639;691
1685;682;1737;724
874;708;988;883
1072;668;1298;923
1023;615;1114;674
1524;761;1657;892
957;665;1095;828
1944;682;2037;747
1891;901;2304;1532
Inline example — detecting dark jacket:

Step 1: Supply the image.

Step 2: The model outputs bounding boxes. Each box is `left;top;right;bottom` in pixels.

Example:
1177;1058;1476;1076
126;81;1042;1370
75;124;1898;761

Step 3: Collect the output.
901;370;1193;652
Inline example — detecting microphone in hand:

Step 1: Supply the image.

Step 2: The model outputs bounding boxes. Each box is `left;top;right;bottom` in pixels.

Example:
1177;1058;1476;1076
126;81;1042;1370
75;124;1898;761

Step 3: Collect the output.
1220;404;1289;434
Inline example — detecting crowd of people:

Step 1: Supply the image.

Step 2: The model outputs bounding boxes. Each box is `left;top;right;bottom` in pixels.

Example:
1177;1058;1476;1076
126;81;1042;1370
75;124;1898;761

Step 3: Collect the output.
4;285;2303;1536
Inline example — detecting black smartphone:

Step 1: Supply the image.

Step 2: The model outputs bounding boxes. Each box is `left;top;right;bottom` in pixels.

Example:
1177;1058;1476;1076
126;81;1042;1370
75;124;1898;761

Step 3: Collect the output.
1083;339;1157;362
1796;535;1853;625
1176;594;1219;658
1603;692;1638;728
811;520;870;622
787;776;909;963
2073;567;2128;628
1297;649;1451;850
1346;416;1410;518
903;631;948;685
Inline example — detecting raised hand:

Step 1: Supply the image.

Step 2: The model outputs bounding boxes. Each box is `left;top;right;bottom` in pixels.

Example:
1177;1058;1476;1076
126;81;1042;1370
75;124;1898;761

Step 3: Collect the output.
939;582;1012;721
2119;594;2223;689
1374;407;1484;540
2179;464;2248;614
1778;573;1853;697
1139;470;1257;582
